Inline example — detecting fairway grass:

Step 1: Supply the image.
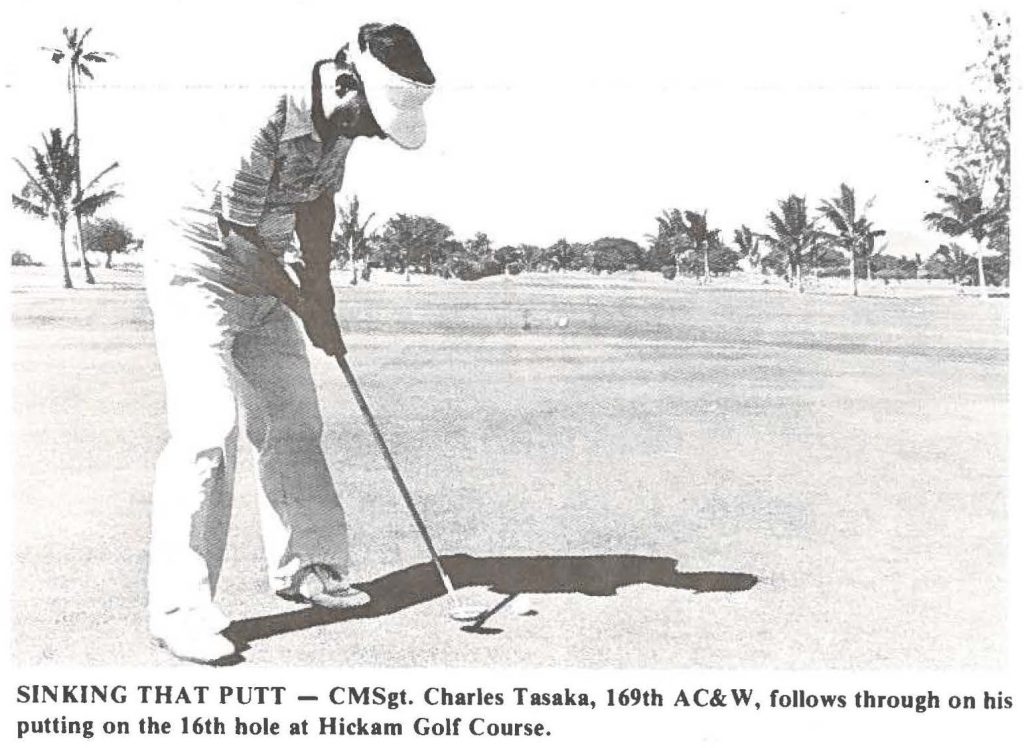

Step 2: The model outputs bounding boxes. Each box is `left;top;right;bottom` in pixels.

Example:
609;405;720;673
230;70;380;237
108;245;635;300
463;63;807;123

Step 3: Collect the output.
10;268;1009;667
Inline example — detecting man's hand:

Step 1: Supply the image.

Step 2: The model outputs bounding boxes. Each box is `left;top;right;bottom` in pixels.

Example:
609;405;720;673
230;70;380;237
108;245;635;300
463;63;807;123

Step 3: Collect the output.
296;293;346;358
219;214;346;356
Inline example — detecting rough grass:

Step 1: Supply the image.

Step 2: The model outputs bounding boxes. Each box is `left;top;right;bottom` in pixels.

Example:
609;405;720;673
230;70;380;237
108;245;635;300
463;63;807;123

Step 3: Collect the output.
10;267;1009;667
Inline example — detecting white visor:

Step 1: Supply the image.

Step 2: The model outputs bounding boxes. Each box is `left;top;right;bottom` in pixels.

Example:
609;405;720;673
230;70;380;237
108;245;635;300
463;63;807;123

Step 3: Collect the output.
351;38;434;150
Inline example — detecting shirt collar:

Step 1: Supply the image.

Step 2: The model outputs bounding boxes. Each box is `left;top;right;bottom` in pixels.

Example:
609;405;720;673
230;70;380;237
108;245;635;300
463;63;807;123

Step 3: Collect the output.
281;95;320;143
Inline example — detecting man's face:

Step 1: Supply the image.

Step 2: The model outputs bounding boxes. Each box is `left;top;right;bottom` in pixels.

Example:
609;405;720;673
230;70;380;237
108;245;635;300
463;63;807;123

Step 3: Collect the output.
316;58;386;141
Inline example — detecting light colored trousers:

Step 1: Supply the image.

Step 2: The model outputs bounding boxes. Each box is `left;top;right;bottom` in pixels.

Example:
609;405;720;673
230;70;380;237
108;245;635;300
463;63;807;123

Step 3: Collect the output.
144;250;350;635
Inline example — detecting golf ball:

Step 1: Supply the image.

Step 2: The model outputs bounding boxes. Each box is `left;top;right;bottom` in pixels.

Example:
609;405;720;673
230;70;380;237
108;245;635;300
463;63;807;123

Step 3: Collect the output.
557;317;569;328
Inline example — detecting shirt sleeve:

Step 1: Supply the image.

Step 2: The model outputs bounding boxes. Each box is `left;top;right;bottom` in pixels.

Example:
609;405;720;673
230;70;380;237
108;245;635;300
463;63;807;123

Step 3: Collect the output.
221;96;287;227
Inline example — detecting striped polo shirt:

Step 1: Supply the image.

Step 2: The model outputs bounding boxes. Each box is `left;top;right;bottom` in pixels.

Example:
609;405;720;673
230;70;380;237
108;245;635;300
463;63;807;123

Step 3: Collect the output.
169;95;352;294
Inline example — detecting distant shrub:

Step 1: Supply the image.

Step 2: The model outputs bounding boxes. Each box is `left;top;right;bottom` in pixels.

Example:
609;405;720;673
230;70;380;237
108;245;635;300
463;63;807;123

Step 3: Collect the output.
457;259;503;281
661;265;677;280
875;266;918;281
507;261;523;275
11;251;42;267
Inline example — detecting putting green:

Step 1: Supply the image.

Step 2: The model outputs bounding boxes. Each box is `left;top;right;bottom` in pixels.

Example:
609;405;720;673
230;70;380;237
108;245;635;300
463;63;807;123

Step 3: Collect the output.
10;266;1009;667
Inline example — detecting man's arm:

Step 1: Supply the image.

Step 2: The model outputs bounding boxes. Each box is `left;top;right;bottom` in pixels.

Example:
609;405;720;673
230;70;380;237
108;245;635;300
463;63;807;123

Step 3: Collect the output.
222;97;287;227
217;217;304;313
293;190;345;356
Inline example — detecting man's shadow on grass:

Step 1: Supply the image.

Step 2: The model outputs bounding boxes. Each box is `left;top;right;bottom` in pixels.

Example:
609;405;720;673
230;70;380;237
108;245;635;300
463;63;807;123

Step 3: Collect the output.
224;554;757;653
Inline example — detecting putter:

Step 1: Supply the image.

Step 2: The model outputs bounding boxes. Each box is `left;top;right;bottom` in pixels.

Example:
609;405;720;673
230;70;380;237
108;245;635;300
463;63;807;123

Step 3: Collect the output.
335;354;486;622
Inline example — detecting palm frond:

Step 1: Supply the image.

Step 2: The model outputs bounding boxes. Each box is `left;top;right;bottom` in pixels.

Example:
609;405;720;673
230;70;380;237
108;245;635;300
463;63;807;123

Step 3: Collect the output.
12;156;48;198
818;200;849;234
359;212;376;234
74;188;119;218
734;227;751;252
81;161;119;192
33;148;62;203
766;211;789;241
758;234;782;250
924;212;966;236
839;183;856;222
11;193;47;218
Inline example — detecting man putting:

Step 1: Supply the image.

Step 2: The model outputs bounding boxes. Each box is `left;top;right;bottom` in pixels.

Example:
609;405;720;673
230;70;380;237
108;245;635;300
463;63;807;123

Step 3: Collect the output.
144;23;435;663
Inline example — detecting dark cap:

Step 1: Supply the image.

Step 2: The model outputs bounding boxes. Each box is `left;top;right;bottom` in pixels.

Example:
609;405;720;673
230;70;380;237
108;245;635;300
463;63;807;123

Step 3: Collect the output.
357;23;435;86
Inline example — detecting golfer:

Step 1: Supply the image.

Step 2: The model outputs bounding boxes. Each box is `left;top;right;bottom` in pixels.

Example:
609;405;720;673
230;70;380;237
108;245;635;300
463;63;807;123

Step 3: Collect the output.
144;23;435;663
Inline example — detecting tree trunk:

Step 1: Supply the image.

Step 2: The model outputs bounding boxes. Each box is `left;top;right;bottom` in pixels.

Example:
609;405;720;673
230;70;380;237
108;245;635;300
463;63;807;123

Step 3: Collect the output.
105;251;113;268
850;253;858;296
74;219;94;283
349;237;358;285
59;224;73;289
702;245;710;285
795;261;804;293
70;68;94;284
977;253;988;298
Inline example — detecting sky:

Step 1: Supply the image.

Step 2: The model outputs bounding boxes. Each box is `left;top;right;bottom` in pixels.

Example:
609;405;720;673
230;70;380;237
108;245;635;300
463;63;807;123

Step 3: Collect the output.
0;0;1010;264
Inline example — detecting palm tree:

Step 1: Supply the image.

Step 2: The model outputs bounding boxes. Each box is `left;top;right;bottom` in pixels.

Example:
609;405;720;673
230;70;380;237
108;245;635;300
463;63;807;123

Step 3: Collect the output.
924;166;1002;297
818;183;887;297
864;237;888;281
650;209;689;279
734;224;763;274
11;129;119;288
334;196;375;285
760;195;817;293
42;27;115;284
648;209;719;282
680;211;719;285
931;243;973;286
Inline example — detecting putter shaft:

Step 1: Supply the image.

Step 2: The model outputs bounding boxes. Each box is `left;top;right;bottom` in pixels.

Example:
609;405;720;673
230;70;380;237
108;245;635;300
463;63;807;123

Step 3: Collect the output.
335;354;459;598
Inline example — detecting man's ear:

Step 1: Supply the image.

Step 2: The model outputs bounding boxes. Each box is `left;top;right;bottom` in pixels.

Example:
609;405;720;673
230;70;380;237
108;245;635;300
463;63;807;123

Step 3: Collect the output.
316;60;359;104
332;67;361;100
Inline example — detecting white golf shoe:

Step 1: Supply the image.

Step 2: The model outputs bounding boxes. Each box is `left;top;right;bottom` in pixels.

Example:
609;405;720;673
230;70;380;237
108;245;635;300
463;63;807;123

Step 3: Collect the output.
152;628;236;664
151;607;236;664
278;564;371;609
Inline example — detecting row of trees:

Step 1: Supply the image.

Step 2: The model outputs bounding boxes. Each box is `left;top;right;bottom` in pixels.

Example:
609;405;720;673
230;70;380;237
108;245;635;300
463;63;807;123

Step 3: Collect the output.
333;206;659;282
921;12;1011;297
327;186;906;295
12;128;120;287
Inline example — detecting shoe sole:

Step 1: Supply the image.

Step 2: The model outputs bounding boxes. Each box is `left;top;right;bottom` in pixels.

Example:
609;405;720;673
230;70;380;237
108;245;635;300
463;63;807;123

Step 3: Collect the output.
276;590;371;610
152;637;237;665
